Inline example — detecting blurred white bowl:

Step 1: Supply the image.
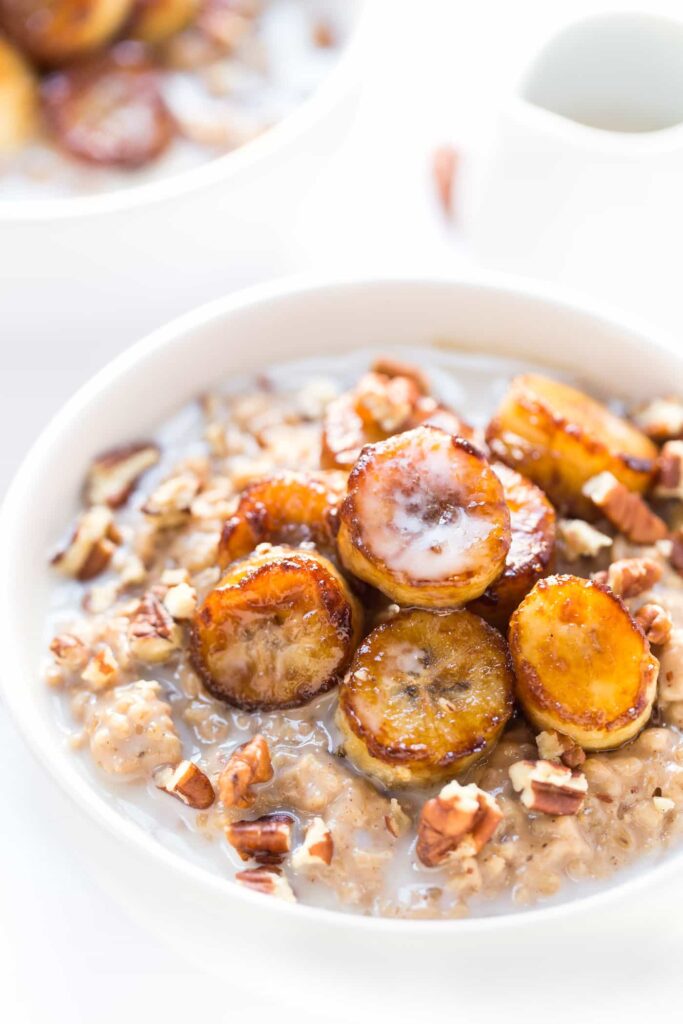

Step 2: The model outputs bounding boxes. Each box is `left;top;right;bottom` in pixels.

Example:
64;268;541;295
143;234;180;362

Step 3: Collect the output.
2;275;682;1017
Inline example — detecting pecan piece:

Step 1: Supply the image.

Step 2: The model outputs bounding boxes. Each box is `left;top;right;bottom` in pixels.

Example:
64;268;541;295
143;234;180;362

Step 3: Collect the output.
416;781;502;868
86;442;160;508
536;730;586;769
655;440;683;500
235;866;296;902
557;518;612;561
291;817;334;869
162;582;197;620
128;591;182;662
633;396;683;442
51;506;122;580
141;472;201;528
154;760;215;809
595;556;663;599
81;644;119;690
385;797;411;838
218;735;273;808
509;759;587;815
583;472;667;543
635;602;673;646
225;812;294;864
354;371;422;433
50;633;89;672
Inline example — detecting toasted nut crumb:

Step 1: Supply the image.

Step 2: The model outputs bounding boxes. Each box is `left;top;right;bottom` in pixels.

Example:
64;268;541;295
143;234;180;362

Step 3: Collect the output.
218;734;273;808
370;356;430;395
235;866;296;902
655;440;683;499
536;730;586;769
51;506;121;580
416;781;502;868
226;812;294;864
142;473;201;528
635;602;673;646
432;144;458;218
653;795;675;813
633;397;683;441
50;633;89;672
557;518;613;560
599;557;663;598
116;553;147;586
163;582;197;620
86;443;159;508
583;472;667;543
128;592;182;663
154;760;215;809
81;645;119;690
385;797;411;838
509;760;587;815
291;818;333;869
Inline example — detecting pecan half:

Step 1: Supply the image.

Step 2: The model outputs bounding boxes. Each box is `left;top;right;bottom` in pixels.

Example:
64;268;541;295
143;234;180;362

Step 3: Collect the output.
635;602;673;646
225;812;294;864
536;730;586;769
235;866;296;902
595;556;663;599
51;506;122;580
509;760;587;815
128;592;182;662
557;518;612;561
655;440;683;500
416;781;502;868
86;442;160;508
583;472;667;543
633;396;683;442
141;473;201;528
291;818;334;869
154;760;215;809
50;633;89;672
218;735;273;808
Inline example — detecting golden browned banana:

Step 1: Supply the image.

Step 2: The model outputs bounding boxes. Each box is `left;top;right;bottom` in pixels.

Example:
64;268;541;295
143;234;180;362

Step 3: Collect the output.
486;374;657;517
218;470;346;568
41;42;175;167
127;0;197;44
337;426;511;607
191;546;362;711
0;0;133;65
337;608;514;787
469;462;556;628
509;574;658;750
0;34;38;149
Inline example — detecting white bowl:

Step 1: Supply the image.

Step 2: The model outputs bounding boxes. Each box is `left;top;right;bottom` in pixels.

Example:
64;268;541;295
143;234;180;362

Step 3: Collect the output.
2;275;682;1014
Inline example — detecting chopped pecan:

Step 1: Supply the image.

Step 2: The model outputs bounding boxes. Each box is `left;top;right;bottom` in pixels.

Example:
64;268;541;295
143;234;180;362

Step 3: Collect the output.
583;472;667;543
141;473;201;528
50;633;89;672
432;144;458;218
655;440;683;499
354;371;421;433
385;797;411;838
291;818;334;869
218;735;273;808
85;443;159;508
234;866;296;902
225;812;294;864
81;644;119;690
163;582;197;620
557;518;612;561
128;592;182;663
597;556;663;599
416;781;502;868
635;602;673;646
51;506;122;580
509;760;587;815
154;760;215;809
633;396;683;442
536;730;586;769
370;356;430;395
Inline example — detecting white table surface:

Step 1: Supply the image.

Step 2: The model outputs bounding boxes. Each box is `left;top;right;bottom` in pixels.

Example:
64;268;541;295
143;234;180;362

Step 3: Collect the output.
3;1;683;1020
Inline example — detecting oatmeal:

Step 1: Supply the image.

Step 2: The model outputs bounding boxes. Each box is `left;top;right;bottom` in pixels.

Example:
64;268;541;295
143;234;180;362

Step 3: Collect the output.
43;349;683;918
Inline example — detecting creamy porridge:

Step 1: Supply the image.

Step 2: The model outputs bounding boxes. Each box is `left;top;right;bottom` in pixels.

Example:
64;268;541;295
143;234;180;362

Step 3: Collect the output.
43;349;683;918
0;0;347;197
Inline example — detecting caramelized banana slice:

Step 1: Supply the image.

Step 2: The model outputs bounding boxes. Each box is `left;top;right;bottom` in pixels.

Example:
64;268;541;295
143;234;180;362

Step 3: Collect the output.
0;35;38;150
42;42;175;167
337;426;511;607
486;374;657;517
191;546;362;711
509;575;658;750
218;470;346;567
469;463;556;628
0;0;133;65
337;608;514;787
127;0;197;44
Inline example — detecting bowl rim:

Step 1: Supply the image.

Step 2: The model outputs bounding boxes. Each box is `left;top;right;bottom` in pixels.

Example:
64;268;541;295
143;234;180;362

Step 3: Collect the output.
2;270;682;935
0;0;369;224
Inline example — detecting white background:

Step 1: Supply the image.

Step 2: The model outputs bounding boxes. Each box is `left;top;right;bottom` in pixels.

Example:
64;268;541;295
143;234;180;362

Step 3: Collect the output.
3;0;683;1020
